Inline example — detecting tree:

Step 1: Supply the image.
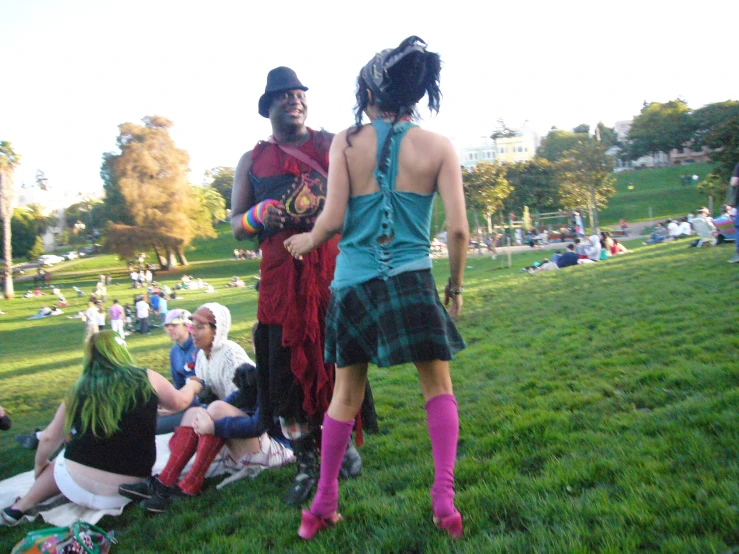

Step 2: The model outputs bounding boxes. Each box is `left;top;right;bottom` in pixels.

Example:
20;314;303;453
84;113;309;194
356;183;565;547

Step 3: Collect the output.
101;115;214;268
691;100;739;149
0;141;20;299
556;139;616;233
490;118;518;139
25;204;56;236
572;123;590;134
536;129;589;162
502;159;560;214
193;185;227;226
35;169;49;191
595;122;618;148
624;99;693;160
703;113;739;183
463;162;512;232
206;166;235;209
27;236;44;261
0;208;40;261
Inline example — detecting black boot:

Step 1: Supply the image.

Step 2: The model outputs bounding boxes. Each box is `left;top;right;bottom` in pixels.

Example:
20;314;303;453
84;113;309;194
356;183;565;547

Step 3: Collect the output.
361;380;380;434
283;434;319;507
339;438;363;479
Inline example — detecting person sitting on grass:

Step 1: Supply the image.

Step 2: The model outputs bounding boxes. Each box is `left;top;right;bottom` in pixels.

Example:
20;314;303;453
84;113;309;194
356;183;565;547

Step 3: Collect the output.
155;309;200;434
610;239;629;255
643;222;669;245
556;244;580;268
0;406;11;432
689;207;718;247
117;303;292;513
1;331;203;527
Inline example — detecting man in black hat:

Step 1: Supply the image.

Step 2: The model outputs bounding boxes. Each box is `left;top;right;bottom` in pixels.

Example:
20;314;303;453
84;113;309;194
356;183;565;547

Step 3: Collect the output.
231;67;370;507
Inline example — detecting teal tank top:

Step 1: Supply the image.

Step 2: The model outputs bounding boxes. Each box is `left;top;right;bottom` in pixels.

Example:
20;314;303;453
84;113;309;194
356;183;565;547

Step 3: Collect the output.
331;119;435;290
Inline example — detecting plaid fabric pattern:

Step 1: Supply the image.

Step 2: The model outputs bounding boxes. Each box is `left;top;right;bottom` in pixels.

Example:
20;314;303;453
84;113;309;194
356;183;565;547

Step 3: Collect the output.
325;269;466;368
280;418;312;440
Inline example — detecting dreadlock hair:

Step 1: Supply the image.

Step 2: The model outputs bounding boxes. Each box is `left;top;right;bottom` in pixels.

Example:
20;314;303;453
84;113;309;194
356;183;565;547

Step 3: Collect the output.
349;47;442;144
64;330;154;439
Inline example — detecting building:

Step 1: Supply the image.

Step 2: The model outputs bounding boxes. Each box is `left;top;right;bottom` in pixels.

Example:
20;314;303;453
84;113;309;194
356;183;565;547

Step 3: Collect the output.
611;119;709;172
458;121;540;170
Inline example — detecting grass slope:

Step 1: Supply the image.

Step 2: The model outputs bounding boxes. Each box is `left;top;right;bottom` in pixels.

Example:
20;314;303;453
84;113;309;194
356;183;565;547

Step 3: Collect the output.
600;163;715;225
1;240;738;553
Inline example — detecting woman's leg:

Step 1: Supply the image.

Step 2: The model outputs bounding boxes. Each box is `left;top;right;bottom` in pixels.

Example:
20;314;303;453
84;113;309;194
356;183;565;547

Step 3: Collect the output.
310;363;368;518
206;401;260;459
415;360;460;525
12;460;61;513
158;407;203;487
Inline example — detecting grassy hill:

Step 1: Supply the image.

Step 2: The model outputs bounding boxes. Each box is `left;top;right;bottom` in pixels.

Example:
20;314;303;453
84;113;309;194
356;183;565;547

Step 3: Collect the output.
1;238;738;552
599;163;715;225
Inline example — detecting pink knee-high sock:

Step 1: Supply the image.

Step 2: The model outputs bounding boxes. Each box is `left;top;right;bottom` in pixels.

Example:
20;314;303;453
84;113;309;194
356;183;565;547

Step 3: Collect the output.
310;414;354;518
426;394;459;519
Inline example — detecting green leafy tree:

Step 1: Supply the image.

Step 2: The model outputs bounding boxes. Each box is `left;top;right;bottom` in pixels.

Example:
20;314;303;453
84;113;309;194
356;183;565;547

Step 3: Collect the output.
193;185;227;226
703;113;739;183
573;123;590;134
696;172;727;207
0;208;39;261
691;100;739;149
206;166;235;209
463;162;512;232
557;139;616;232
625;99;694;159
27;236;44;261
0;141;21;299
25;204;56;236
536;129;589;162
101;115;214;268
595;122;618;148
502;159;560;214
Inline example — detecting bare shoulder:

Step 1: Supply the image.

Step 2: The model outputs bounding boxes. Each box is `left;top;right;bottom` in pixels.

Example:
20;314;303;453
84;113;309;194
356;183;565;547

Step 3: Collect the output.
235;150;254;172
408;127;454;152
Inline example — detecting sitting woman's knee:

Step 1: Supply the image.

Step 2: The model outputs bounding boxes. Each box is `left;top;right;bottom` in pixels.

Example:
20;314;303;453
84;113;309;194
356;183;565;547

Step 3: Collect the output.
181;406;207;426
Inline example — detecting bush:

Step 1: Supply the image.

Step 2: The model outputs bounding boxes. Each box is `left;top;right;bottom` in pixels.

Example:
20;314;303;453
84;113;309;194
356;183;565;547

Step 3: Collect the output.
26;236;44;261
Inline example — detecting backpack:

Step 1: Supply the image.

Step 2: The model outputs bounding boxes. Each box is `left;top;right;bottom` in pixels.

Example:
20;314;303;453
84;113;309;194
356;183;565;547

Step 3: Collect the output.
11;521;115;554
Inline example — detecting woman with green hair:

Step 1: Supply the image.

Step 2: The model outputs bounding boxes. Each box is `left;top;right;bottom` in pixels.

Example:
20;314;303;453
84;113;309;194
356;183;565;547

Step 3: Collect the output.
1;330;203;526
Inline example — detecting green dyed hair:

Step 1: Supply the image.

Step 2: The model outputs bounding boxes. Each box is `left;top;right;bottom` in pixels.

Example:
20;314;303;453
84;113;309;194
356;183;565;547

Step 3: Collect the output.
64;330;155;439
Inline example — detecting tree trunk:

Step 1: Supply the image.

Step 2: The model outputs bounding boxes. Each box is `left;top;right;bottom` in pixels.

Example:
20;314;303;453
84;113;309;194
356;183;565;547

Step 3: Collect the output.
166;248;178;270
152;246;167;268
175;247;188;266
3;214;14;299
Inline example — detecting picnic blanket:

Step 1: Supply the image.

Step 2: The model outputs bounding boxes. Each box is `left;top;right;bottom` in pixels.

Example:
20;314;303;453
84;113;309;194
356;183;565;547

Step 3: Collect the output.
0;432;229;526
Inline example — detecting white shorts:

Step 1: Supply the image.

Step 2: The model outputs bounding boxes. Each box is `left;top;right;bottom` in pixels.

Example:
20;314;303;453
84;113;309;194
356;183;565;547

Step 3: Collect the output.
54;450;130;510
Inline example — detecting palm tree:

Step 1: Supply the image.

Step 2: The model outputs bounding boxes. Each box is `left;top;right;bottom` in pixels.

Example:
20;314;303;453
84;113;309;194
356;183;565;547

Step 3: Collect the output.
1;141;21;299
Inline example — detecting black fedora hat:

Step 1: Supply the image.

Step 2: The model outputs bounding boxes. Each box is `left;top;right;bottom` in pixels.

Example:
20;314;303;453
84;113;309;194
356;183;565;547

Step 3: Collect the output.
258;67;308;118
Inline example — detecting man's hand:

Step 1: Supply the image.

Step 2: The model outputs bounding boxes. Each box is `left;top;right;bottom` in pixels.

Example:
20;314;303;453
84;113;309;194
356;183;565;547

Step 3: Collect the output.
284;232;316;260
730;176;739;188
193;410;215;436
263;202;286;231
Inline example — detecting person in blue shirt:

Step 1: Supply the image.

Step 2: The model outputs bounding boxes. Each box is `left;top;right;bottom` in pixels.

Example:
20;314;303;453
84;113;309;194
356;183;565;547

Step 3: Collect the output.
155;309;200;434
556;243;580;268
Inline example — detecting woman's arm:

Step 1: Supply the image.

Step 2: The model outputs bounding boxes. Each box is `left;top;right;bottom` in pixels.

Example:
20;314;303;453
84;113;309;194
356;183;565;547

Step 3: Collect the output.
148;369;202;413
35;402;67;478
435;136;469;318
283;130;351;258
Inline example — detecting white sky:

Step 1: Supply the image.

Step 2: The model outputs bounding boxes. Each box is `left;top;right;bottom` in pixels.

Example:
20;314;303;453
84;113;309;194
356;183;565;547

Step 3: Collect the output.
1;0;736;207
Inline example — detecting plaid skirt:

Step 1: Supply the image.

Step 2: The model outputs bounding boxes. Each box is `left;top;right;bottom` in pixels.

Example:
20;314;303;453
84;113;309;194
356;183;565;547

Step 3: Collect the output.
325;269;466;368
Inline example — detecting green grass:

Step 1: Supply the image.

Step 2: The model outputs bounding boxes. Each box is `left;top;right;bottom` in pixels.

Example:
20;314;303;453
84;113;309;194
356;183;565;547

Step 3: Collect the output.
599;163;715;225
2;237;738;552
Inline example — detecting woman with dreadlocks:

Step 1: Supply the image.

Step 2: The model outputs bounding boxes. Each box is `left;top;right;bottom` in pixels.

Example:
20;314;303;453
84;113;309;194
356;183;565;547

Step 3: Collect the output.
285;36;469;540
1;331;203;526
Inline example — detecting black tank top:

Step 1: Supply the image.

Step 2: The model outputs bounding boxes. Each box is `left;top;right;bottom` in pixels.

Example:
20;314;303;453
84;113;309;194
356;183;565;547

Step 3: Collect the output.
65;393;158;478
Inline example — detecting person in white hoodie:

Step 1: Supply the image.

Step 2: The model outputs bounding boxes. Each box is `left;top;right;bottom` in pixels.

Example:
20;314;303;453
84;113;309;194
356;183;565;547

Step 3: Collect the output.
587;234;602;261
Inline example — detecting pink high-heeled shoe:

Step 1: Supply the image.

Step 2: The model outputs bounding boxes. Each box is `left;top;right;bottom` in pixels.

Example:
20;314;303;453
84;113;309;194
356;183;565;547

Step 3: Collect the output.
433;510;463;539
297;509;343;540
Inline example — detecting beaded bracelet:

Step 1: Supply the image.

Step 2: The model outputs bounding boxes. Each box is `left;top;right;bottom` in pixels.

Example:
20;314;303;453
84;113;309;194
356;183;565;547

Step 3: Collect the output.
446;279;464;295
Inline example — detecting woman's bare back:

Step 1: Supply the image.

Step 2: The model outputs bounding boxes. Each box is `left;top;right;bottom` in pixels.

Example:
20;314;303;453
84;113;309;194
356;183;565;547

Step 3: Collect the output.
343;124;447;197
